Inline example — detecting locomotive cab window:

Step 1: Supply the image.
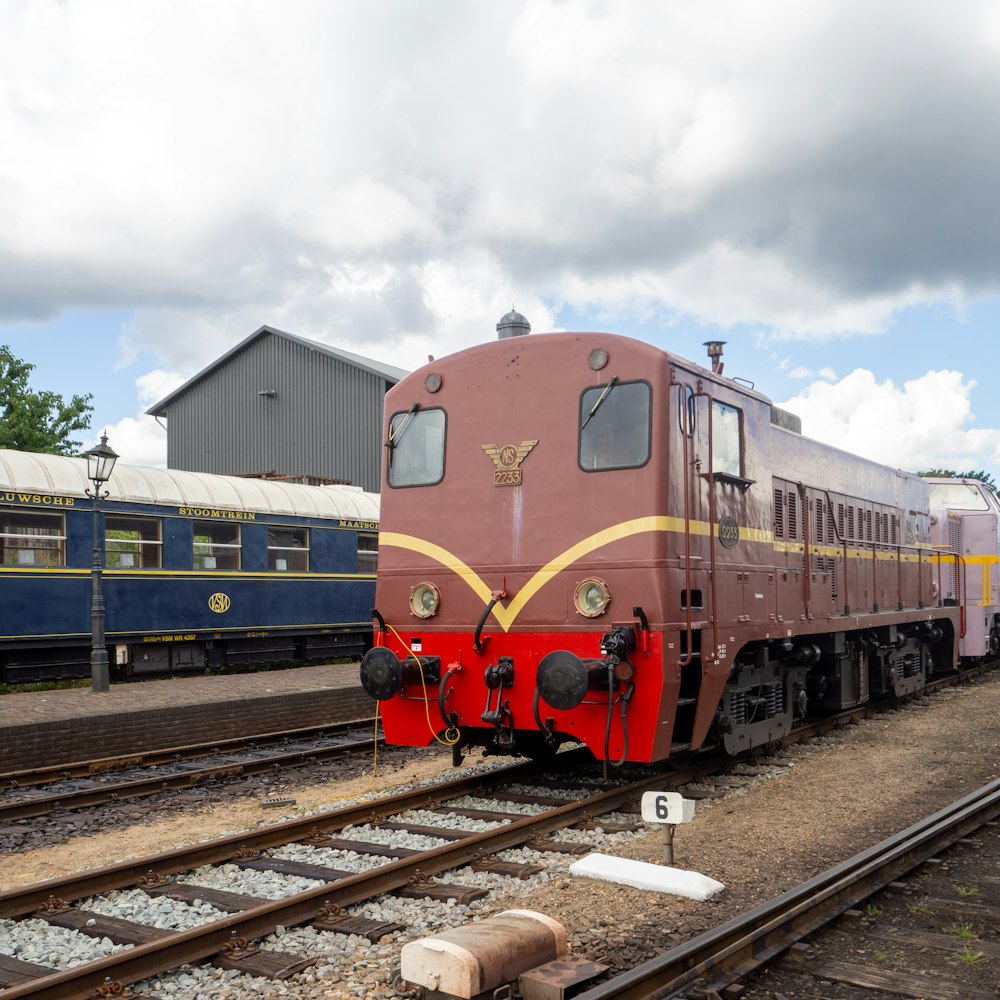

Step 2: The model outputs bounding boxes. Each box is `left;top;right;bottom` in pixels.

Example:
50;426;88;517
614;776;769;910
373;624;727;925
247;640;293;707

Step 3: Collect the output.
193;521;241;571
0;511;65;566
579;379;651;472
677;384;696;436
712;400;744;478
926;482;991;511
106;516;162;569
387;407;446;487
268;526;308;572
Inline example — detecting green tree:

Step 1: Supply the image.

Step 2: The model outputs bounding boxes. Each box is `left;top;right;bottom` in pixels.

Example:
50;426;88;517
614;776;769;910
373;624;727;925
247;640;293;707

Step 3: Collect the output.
915;468;998;490
0;345;93;455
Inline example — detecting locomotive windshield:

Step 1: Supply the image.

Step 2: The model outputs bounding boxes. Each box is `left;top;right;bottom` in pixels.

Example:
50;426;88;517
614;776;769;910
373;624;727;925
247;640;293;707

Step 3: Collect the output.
387;407;446;487
578;379;651;471
927;481;991;511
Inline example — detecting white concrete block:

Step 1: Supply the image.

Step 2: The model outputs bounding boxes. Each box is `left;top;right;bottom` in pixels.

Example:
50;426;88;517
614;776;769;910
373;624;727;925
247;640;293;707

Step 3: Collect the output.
568;852;724;900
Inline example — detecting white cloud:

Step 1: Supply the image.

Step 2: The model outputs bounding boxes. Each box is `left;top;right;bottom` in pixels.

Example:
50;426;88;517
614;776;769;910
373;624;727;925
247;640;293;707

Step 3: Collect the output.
2;1;999;341
788;365;837;381
83;369;181;469
778;369;1000;471
4;0;1000;476
93;415;167;470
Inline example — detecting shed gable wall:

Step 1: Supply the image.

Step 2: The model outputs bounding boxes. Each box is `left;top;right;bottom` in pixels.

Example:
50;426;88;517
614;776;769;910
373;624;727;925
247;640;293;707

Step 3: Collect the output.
164;335;389;491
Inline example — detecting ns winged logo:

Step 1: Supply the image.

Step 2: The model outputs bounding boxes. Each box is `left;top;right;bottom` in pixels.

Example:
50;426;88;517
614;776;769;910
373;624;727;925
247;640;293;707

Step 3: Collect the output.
482;440;538;487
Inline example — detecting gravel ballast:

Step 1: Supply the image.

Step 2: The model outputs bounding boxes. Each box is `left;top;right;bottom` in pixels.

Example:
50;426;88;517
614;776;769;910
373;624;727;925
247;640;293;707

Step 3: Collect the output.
1;673;998;998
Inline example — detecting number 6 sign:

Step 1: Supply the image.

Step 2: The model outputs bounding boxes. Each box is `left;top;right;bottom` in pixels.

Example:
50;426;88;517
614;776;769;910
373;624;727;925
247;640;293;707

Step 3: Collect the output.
641;791;695;825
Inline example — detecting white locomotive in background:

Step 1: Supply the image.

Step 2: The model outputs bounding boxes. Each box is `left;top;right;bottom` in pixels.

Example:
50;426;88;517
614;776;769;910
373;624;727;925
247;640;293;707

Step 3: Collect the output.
928;477;1000;661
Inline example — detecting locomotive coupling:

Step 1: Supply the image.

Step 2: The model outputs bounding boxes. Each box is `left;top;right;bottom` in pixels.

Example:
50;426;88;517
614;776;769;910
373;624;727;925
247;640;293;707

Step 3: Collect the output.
360;646;441;700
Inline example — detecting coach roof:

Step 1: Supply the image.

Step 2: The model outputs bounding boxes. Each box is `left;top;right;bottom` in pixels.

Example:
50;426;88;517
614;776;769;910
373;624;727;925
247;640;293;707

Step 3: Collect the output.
0;449;380;521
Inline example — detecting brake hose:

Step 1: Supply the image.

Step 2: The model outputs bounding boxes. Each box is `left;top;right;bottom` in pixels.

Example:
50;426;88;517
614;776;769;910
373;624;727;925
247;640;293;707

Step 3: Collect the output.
603;663;635;768
438;664;461;729
473;594;502;654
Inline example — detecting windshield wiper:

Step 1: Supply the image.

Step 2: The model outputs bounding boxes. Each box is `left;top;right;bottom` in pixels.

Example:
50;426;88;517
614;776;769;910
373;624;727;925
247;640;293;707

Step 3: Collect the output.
387;402;420;464
581;375;619;431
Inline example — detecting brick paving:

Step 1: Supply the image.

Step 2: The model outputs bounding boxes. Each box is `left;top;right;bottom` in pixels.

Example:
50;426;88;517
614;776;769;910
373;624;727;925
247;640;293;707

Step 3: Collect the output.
0;665;374;771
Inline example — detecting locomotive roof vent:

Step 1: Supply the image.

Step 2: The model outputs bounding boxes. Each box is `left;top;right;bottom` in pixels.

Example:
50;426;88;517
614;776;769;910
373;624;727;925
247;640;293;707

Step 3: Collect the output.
770;405;802;434
497;308;531;339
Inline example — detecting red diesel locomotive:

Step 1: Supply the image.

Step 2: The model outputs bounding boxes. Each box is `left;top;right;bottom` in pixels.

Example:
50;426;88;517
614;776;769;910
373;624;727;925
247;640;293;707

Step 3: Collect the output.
360;320;959;765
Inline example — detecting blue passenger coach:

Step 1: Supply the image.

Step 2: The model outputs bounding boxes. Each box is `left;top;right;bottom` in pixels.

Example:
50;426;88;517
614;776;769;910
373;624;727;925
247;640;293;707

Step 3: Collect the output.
0;449;379;683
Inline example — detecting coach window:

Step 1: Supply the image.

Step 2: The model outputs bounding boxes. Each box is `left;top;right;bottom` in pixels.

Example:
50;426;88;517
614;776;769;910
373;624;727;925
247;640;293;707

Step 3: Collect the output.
579;379;651;471
711;400;743;478
268;526;308;572
193;521;241;571
0;511;65;566
106;516;162;569
387;407;446;487
357;531;378;573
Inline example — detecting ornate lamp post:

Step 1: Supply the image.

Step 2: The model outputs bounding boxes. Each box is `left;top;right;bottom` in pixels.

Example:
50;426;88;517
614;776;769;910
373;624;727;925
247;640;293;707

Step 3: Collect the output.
85;433;119;693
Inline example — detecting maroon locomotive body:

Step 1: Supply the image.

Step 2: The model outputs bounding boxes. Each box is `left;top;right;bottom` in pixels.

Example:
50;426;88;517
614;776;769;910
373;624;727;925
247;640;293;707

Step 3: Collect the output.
361;327;959;765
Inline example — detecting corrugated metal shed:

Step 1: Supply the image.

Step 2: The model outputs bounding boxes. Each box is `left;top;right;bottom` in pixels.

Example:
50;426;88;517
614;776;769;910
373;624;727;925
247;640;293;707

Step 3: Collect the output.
0;449;380;520
146;326;408;492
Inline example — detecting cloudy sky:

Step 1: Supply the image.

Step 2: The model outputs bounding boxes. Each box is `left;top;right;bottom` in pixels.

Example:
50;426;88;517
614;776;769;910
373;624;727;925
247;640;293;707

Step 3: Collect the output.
2;0;1000;475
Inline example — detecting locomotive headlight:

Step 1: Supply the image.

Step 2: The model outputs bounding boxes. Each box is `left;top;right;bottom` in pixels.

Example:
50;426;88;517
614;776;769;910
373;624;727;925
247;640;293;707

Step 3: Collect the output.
574;577;611;617
409;581;440;618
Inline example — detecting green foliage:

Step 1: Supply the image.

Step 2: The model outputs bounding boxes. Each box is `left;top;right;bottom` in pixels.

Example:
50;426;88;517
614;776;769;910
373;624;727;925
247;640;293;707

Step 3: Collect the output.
864;902;883;916
945;922;978;939
915;468;997;489
0;344;93;455
0;678;92;696
955;945;986;965
956;884;980;897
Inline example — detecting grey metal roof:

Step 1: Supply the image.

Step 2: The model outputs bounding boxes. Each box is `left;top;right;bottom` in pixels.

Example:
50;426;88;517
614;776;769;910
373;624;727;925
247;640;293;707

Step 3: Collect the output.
0;449;380;520
146;325;409;417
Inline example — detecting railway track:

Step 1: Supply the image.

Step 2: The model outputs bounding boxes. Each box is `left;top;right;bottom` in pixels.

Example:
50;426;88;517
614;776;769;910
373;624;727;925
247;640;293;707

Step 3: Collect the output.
2;669;994;998
574;778;1000;1000
0;748;715;998
0;721;380;824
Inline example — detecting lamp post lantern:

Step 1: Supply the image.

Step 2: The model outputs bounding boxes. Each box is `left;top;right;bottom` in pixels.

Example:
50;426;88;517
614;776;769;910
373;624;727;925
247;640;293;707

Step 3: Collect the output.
85;433;119;693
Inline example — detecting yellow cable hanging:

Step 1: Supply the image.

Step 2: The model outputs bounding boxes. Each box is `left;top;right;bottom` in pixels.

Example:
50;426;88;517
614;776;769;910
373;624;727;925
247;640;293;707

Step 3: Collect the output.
317;699;381;805
385;621;461;746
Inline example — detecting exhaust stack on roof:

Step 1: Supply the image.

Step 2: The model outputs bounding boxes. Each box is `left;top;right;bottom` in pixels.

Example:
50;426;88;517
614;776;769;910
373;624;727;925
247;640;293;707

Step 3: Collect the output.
704;340;726;374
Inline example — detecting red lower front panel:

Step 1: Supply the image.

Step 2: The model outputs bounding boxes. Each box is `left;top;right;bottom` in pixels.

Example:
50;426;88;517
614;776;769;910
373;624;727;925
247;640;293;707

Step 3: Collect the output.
372;629;677;764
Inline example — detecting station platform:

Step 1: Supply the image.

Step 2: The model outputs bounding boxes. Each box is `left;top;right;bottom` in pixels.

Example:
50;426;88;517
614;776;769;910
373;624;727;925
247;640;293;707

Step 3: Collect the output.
0;664;374;772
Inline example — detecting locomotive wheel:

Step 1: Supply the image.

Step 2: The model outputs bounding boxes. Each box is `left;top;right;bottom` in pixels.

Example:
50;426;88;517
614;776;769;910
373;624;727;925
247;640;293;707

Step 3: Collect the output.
663;747;696;770
990;629;1000;657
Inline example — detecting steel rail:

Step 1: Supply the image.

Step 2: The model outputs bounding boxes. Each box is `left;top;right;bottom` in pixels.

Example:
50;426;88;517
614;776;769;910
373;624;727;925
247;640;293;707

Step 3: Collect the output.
573;776;1000;1000
0;755;534;920
1;762;686;999
0;719;378;788
0;735;380;822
